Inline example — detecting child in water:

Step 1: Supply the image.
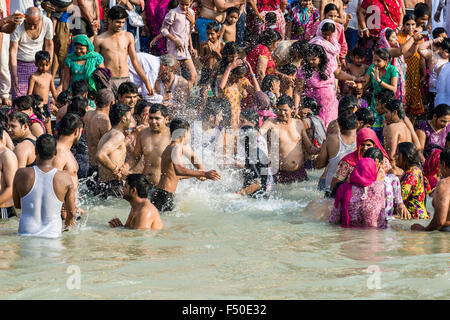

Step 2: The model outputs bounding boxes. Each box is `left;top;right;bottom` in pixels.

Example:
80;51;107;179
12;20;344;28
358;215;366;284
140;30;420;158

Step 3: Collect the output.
219;7;241;43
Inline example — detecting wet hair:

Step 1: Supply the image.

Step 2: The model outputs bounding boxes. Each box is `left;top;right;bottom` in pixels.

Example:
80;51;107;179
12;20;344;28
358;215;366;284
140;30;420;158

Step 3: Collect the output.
265;12;277;25
385;99;406;119
201;97;222;121
31;94;47;121
216;98;232;127
302;97;319;115
441;148;450;168
321;22;336;34
134;100;150;117
149;104;169;117
432;27;447;39
160;54;177;67
261;74;280;92
432;104;450;119
36;134;56;160
168;0;178;10
259;28;281;48
13;95;34;112
355;108;375;127
374;48;391;61
231;65;247;78
58;113;84;136
56;90;71;105
95;88;115;108
447;132;450;143
0;124;4;140
71;80;89;97
338;113;358;131
414;3;430;19
303;44;328;80
108;5;128;20
384;28;396;42
35;50;51;63
127;174;150;198
441;38;450;53
352;46;365;58
206;21;221;32
402;13;416;25
374;89;396;105
241;108;260;129
226;6;240;19
291;40;309;56
277;94;294;108
109;103;131;127
279;63;297;76
397;142;422;169
363;147;384;162
8;111;31;128
169;118;190;135
218;42;238;74
117;82;138;96
0;108;9;129
67;96;89;118
338;95;358;116
324;3;339;15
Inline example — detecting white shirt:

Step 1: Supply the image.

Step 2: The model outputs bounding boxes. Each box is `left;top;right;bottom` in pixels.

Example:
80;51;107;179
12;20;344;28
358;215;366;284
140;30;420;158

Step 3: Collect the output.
10;16;53;62
345;0;359;30
435;62;450;106
9;0;34;14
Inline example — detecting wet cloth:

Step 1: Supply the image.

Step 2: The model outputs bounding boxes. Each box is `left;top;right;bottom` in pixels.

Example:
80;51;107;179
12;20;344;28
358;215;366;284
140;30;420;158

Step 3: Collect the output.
415;120;450;158
145;0;170;52
273;165;308;184
110;76;131;96
150;188;175;213
384;173;402;218
400;166;430;219
309;19;341;77
91;179;124;200
423;149;441;192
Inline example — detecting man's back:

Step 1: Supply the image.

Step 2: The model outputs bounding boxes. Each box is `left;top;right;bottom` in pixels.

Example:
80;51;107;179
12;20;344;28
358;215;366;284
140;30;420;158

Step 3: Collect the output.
85;110;111;164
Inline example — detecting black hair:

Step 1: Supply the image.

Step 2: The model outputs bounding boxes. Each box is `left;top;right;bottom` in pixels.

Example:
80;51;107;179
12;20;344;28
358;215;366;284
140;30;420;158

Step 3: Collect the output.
432;104;450;119
149;103;169;117
279;63;297;76
397;142;422;169
0;108;9;129
117;82;138;96
352;46;365;58
261;74;280;92
216;98;232;127
432;27;447;39
71;80;89;97
321;22;336;34
363;147;384;162
127;174;150;198
226;6;240;18
95;88;115;108
109;103;131;127
218;42;238;74
402;13;416;25
303;44;328;80
277;94;294;108
302;97;319;115
31;94;46;121
291;40;309;56
374;47;391;61
384;28;396;43
259;28;281;48
324;3;338;15
374;88;396;105
414;2;430;19
201;97;222;121
56;90;71;105
13;95;34;112
231;65;248;78
168;0;178;10
441;38;450;53
206;21;221;32
338;113;358;131
447;132;450;143
0;124;4;140
241;108;260;129
355;108;375;127
265;11;277;25
67;96;89;118
134;100;150;117
108;5;128;20
338;94;358;116
8;111;31;128
169;118;190;135
58;113;84;136
385;99;406;119
441;148;450;168
36;134;56;160
35;50;51;63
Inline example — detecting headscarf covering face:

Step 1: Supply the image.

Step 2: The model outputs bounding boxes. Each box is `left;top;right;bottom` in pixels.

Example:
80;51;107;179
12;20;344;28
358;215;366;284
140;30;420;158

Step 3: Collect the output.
309;19;340;75
423;148;441;190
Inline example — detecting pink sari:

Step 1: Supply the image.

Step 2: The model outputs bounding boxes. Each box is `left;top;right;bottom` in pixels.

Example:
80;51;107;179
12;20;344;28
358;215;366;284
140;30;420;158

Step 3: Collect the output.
309;19;341;77
145;0;171;55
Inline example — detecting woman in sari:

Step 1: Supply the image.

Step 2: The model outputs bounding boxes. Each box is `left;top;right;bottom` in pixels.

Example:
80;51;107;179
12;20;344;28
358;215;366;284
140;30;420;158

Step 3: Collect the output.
247;0;288;39
286;0;320;41
329;158;387;228
62;34;105;91
309;19;340;76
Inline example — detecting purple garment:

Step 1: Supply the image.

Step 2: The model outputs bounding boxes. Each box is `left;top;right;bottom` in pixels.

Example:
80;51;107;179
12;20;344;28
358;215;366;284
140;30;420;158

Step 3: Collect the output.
416;120;450;158
145;0;170;55
12;60;38;100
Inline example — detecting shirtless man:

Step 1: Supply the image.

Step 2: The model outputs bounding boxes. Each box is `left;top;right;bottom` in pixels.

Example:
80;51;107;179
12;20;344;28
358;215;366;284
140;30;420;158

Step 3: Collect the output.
93;5;153;96
84;88;113;173
95;103;132;198
8;112;36;168
150;119;221;213
127;104;171;186
412;148;450;232
0;125;18;219
260;95;319;184
72;0;100;38
52;113;83;218
108;174;163;230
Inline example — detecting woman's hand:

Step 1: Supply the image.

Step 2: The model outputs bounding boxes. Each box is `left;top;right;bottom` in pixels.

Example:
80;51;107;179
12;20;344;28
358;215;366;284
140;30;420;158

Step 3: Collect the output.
371;67;380;83
395;204;411;220
173;38;184;52
229;58;243;70
413;32;424;42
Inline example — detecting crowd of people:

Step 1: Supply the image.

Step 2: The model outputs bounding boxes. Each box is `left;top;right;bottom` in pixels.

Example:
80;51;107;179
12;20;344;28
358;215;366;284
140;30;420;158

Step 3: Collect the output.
0;0;449;237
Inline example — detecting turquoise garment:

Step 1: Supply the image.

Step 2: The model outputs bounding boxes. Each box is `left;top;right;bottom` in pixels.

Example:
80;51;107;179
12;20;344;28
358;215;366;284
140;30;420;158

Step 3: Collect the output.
367;63;399;128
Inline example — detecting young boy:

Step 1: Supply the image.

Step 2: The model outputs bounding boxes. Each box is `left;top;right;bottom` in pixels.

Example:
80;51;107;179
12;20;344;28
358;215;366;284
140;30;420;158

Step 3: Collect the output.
278;63;297;97
150;119;221;213
27;51;58;110
200;21;225;71
264;12;280;34
219;6;240;43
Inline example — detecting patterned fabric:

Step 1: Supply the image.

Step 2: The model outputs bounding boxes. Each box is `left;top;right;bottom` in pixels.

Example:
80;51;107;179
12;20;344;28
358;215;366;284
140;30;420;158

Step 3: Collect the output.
248;8;286;39
415;120;450;158
257;0;281;12
400;166;430;219
360;0;402;37
12;60;37;100
334;156;391;182
309;19;341;77
397;33;424;116
221;78;252;130
384;174;402;218
286;3;320;41
247;45;276;79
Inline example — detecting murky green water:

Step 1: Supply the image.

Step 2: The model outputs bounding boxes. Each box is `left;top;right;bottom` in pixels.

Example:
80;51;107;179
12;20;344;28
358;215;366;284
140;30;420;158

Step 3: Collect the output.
0;170;448;299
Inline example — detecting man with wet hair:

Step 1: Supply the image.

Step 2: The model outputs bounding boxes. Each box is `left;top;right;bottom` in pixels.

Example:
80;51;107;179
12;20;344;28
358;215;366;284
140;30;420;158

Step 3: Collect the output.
0;124;18;219
8;111;36;168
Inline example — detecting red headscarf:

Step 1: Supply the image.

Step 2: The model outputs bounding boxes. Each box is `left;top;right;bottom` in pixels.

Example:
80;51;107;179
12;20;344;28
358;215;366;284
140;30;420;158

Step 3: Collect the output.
334;158;378;227
341;128;389;167
423;149;441;191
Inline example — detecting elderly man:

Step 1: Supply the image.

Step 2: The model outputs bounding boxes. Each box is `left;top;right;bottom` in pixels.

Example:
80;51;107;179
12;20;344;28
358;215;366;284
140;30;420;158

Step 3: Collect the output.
9;7;54;99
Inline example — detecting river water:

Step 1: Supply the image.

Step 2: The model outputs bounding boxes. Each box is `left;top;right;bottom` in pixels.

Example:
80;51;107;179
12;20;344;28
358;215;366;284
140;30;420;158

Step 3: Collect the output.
0;169;448;299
